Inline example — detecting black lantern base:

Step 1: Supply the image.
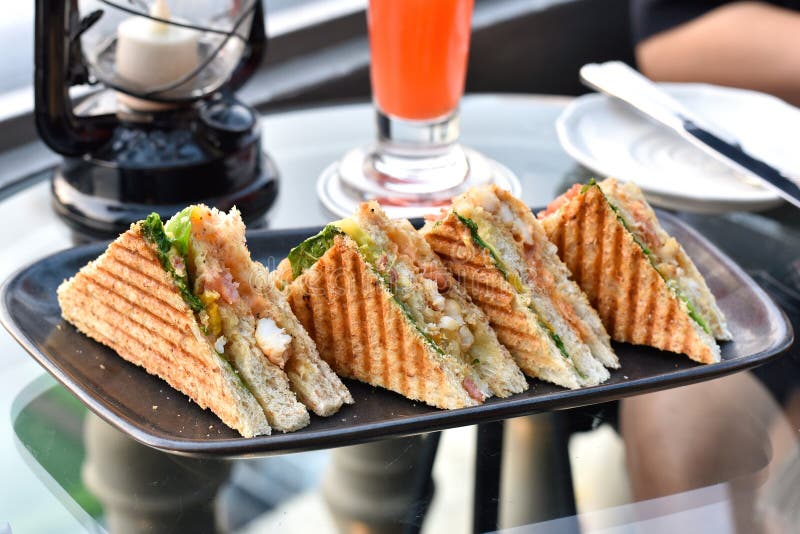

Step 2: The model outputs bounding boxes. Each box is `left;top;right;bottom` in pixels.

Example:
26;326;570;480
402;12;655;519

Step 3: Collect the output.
51;155;278;242
51;96;279;242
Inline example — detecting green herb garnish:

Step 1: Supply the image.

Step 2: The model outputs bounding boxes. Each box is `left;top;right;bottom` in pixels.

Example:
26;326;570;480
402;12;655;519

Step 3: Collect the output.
683;297;710;333
215;353;255;396
550;331;569;360
667;280;711;334
392;292;446;356
580;177;597;194
455;212;510;280
288;224;343;279
534;316;586;379
373;265;444;356
601;193;652;255
140;212;204;313
537;318;570;361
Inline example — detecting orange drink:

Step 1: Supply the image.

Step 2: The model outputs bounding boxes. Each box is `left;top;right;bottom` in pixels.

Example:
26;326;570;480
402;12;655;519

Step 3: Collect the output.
317;0;519;220
368;0;474;120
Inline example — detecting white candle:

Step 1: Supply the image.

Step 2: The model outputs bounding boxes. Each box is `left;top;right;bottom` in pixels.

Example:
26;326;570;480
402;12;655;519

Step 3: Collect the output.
115;0;200;108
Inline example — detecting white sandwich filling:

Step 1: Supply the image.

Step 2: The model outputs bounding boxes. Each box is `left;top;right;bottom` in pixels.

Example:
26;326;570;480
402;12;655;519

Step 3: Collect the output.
255;317;293;368
214;335;227;354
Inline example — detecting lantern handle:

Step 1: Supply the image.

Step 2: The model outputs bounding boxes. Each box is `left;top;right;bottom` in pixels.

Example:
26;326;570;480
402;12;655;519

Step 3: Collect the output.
34;0;116;156
228;0;266;93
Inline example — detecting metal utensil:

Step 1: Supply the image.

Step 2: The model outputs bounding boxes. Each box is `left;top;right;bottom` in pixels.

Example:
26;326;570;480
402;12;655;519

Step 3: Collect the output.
580;61;800;209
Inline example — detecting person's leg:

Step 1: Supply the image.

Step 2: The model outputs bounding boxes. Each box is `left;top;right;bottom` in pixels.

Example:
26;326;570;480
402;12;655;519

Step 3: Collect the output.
757;389;800;533
621;371;795;532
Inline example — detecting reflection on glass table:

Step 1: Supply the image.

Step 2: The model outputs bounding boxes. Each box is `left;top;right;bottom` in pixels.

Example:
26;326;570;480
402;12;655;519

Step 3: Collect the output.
1;94;799;533
11;369;800;532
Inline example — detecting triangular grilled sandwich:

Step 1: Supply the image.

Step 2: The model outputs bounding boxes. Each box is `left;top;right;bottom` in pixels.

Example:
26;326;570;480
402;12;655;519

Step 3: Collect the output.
373;208;528;398
421;186;617;389
275;202;527;408
538;178;731;364
58;206;352;437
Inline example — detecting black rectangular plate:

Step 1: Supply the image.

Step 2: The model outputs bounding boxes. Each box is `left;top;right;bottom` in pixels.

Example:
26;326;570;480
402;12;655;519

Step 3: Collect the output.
1;212;793;457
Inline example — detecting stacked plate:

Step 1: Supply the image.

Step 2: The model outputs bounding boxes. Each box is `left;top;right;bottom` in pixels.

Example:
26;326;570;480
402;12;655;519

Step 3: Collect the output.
557;83;800;212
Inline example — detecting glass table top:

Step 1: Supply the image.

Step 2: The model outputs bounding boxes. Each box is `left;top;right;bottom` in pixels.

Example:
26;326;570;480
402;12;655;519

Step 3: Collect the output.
1;94;798;533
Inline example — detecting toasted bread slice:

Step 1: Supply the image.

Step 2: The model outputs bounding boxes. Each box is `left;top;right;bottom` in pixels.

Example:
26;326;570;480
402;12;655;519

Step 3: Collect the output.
421;211;603;389
249;261;354;415
597;179;731;341
457;185;619;370
186;206;353;422
282;234;484;409
190;235;310;432
538;180;722;364
358;205;527;398
57;225;272;438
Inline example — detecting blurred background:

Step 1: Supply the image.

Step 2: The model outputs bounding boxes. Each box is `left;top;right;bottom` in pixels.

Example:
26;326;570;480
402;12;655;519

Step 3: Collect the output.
0;0;633;158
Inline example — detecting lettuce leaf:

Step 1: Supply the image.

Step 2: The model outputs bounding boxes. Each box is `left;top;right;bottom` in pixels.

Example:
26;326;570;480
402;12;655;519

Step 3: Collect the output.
140;212;203;313
164;206;193;256
287;224;343;279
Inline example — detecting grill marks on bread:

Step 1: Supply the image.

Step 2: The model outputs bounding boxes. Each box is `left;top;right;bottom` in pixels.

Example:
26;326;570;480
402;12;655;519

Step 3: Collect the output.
422;216;582;389
57;226;271;438
540;185;720;364
284;236;480;409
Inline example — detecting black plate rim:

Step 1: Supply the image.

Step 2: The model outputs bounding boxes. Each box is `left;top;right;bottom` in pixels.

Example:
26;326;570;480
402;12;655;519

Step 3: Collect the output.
1;211;794;458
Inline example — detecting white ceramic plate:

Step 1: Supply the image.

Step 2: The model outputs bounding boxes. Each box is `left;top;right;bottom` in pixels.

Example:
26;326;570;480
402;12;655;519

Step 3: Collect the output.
557;83;800;213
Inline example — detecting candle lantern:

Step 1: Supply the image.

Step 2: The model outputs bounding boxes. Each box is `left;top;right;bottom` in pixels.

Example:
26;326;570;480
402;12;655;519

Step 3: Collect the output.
34;0;277;239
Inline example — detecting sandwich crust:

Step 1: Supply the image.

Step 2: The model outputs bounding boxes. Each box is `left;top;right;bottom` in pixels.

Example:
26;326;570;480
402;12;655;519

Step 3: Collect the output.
188;205;353;420
539;184;721;364
422;213;587;389
57;225;272;438
356;203;527;398
284;235;482;409
457;185;619;370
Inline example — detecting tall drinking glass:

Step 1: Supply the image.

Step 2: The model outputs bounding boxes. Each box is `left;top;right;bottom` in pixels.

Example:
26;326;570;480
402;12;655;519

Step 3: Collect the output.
317;0;520;218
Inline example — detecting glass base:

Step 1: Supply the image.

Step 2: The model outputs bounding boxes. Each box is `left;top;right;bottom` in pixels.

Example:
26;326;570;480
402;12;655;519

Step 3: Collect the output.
317;144;521;219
